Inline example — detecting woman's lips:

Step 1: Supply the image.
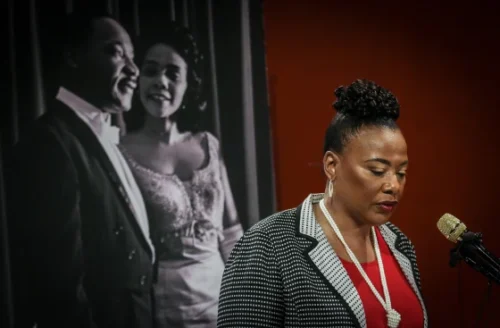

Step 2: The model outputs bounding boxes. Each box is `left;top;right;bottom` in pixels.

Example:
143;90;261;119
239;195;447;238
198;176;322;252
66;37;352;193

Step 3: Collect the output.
377;201;398;212
149;90;172;99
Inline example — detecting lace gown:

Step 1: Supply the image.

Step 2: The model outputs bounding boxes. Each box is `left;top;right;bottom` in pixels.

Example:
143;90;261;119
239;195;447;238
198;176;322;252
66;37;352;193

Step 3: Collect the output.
119;132;228;328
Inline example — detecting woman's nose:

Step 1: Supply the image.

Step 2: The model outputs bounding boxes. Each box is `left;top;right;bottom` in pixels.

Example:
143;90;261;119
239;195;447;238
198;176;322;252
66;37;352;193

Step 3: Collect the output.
154;74;169;89
382;174;400;194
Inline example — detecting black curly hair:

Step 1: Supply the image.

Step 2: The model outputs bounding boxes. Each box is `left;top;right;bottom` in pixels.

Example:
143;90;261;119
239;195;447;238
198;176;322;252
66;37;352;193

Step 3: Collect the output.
124;20;205;133
323;79;400;154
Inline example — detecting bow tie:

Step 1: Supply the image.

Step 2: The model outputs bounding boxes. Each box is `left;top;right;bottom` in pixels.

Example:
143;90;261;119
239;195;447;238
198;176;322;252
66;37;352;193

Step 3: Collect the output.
101;124;120;144
94;114;120;144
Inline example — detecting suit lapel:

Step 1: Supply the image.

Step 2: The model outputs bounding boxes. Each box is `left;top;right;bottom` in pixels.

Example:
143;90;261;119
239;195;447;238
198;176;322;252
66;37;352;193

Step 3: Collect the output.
297;194;366;328
379;225;429;328
51;101;154;258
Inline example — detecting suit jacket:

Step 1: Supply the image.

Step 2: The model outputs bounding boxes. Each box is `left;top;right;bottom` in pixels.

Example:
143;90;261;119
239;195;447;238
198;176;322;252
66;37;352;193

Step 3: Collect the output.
6;100;155;328
217;193;428;328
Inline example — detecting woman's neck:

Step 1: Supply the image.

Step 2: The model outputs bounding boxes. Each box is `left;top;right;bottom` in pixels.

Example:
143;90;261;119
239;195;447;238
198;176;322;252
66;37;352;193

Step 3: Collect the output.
314;196;375;263
322;196;373;243
141;115;185;145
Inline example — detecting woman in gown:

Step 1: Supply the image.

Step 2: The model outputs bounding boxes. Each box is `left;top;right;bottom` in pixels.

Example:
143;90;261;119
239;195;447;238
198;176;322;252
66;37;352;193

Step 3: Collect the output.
119;22;243;328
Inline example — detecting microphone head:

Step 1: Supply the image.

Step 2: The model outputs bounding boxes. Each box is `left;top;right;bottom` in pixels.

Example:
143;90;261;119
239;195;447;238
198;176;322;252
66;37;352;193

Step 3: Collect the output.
437;213;467;243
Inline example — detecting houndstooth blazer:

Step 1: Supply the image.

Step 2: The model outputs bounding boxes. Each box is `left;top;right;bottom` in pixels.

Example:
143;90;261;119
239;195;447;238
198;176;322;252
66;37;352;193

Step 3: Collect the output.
217;194;428;328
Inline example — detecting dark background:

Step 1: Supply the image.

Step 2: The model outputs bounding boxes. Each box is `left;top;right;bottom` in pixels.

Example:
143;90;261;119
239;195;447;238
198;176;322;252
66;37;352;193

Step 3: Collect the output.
264;0;500;327
1;0;275;326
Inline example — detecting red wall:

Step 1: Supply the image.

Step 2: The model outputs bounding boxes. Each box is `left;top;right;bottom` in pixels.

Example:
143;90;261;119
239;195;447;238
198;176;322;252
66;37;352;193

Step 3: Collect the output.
263;1;500;327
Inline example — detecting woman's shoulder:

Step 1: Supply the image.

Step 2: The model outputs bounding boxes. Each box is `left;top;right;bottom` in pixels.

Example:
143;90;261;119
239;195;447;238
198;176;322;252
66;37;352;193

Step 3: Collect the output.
191;131;220;150
243;208;298;241
189;131;221;165
227;208;298;264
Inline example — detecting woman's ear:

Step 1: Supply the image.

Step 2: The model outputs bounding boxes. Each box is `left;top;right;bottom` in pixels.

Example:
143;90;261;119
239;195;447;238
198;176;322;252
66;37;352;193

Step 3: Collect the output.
323;150;340;181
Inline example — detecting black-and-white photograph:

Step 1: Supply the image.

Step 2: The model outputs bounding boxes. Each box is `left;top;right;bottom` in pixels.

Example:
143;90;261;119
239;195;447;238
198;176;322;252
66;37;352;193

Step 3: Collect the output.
1;1;275;327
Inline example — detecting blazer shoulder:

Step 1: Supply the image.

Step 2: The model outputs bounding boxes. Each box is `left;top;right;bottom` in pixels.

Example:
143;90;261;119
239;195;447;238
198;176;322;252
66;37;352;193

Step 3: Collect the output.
247;208;298;236
30;106;93;153
224;209;298;274
15;113;66;150
10;111;82;178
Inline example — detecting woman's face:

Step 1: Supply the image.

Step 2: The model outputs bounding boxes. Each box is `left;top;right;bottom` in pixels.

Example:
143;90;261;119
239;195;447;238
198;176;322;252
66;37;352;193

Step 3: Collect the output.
139;43;188;118
328;126;408;226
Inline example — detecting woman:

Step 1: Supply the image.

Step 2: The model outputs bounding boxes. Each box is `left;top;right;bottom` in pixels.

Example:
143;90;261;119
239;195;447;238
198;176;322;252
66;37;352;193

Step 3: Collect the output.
217;79;427;327
119;23;243;328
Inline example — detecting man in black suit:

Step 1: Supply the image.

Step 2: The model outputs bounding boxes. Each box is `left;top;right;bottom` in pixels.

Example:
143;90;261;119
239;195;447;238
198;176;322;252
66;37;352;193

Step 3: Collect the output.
7;10;155;328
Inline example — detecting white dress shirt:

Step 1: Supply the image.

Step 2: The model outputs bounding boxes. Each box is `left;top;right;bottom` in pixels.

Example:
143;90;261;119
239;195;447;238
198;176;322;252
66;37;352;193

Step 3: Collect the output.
56;86;155;262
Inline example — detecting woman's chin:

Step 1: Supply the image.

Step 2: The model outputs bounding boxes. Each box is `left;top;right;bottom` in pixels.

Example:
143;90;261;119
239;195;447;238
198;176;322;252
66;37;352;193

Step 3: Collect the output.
373;213;392;226
144;105;178;119
365;211;394;227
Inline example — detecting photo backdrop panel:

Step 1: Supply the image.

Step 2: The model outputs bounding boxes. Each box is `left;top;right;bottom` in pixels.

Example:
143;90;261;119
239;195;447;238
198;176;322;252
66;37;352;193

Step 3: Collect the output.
2;0;276;327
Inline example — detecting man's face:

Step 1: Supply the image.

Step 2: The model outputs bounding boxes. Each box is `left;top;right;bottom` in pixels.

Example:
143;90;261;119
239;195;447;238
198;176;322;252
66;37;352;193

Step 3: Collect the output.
76;18;139;113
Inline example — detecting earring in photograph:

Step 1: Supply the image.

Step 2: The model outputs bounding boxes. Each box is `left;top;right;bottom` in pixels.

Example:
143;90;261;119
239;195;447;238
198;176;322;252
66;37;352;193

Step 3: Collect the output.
328;179;334;198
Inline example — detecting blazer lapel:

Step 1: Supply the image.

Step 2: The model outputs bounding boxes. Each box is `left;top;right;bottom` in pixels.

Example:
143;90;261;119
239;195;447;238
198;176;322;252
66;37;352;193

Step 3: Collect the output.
296;194;428;328
379;225;429;328
297;194;366;328
51;101;154;258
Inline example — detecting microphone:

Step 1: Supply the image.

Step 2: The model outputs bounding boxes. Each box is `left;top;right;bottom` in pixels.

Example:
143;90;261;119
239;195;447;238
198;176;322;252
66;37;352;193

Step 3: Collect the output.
437;213;500;285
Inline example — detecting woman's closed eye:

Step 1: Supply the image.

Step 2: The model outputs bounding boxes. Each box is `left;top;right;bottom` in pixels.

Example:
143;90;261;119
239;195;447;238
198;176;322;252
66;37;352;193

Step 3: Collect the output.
369;167;407;179
166;70;180;81
370;169;385;176
142;65;159;77
141;65;181;82
397;171;407;178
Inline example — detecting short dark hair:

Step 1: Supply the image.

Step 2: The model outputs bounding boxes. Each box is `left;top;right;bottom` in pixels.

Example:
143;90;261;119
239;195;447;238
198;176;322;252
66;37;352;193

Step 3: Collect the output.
125;20;205;133
41;7;113;98
61;8;114;56
323;79;400;154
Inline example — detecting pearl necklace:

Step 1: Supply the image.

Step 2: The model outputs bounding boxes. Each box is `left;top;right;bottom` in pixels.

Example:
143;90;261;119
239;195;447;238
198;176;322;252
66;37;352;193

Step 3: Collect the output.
319;199;401;328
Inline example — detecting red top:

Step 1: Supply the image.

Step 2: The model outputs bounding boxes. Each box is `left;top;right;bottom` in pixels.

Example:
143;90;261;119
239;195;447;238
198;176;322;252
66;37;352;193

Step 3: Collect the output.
340;228;424;328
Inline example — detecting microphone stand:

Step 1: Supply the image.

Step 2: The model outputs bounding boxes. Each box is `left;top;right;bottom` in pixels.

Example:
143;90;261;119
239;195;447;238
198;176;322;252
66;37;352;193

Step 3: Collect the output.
448;232;499;328
448;231;500;285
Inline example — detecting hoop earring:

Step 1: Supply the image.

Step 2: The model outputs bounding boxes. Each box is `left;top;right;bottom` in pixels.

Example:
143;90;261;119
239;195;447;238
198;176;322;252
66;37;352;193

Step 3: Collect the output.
328;180;334;198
